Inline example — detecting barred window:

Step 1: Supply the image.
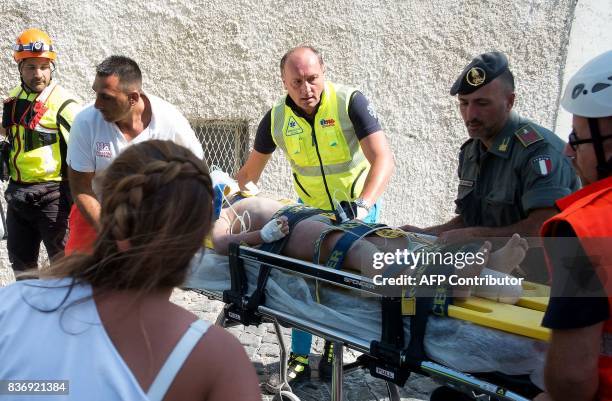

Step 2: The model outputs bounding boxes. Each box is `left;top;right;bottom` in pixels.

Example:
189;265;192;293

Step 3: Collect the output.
190;119;250;176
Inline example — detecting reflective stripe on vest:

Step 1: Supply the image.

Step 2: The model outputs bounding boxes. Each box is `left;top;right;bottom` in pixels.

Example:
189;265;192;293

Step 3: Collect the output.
270;82;370;210
541;176;612;398
4;83;71;183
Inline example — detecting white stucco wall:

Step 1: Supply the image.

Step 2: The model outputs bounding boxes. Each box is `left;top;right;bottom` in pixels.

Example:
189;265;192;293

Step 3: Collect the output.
0;0;577;226
554;0;612;137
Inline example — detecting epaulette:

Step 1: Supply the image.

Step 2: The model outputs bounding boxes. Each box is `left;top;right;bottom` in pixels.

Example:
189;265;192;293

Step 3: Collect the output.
460;138;474;150
514;124;544;148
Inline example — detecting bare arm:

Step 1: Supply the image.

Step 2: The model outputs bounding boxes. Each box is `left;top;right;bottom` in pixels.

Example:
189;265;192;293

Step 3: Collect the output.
358;130;395;206
68;167;101;230
544;323;603;401
211;219;266;255
437;208;557;244
211;211;288;255
235;150;272;190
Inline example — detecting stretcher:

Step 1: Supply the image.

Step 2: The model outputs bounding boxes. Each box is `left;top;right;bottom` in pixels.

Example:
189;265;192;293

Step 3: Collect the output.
184;244;549;401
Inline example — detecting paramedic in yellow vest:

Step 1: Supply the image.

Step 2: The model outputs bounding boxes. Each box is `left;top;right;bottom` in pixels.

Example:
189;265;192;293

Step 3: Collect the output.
236;46;394;387
0;29;80;272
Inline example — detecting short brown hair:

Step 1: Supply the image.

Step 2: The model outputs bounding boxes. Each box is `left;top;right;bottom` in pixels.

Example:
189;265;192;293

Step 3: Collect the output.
96;55;143;91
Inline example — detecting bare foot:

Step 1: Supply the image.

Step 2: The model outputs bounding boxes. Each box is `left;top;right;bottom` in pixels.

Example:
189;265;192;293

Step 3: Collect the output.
453;241;491;300
487;234;529;275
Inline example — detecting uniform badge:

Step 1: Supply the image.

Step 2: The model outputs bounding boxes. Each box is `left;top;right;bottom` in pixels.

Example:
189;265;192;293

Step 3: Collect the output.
466;67;486;87
515;125;543;147
459;179;474;187
532;156;552;176
285;116;303;136
498;137;510;152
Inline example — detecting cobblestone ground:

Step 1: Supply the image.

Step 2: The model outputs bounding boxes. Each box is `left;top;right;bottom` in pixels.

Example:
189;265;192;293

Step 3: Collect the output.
0;241;436;401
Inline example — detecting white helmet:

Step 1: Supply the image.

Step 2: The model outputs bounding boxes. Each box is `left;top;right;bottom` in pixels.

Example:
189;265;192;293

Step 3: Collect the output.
561;50;612;118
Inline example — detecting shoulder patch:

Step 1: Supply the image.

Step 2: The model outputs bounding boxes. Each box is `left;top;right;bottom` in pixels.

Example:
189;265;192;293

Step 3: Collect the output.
531;155;553;176
515;124;544;148
460;138;474;150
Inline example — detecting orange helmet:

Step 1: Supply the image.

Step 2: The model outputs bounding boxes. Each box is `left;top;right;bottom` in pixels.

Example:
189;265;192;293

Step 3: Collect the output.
13;28;56;62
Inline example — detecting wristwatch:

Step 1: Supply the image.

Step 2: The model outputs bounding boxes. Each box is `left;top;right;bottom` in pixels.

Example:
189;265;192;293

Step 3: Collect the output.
354;197;371;211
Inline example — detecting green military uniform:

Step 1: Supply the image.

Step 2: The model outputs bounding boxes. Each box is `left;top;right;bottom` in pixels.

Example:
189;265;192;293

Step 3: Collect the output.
447;51;580;287
455;111;580;227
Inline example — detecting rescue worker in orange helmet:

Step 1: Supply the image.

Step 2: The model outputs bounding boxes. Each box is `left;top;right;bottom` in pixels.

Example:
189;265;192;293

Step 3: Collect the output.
536;50;612;401
1;29;80;273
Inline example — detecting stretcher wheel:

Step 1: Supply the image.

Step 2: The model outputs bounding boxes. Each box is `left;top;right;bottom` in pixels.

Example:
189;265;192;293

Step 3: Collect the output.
272;390;300;401
386;382;401;401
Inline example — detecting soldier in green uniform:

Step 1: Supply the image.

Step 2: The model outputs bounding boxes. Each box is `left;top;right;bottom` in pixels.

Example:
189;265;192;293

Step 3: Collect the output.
404;51;578;284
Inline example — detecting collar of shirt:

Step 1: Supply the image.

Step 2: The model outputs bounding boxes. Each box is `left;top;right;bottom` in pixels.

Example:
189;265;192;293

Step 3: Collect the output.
284;84;328;124
464;111;519;162
485;110;520;159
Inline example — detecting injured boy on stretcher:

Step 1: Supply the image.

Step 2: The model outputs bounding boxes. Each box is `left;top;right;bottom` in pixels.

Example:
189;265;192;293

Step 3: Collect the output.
210;195;528;304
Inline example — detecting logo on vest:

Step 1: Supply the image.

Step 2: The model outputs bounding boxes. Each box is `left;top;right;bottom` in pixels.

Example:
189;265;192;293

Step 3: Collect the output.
319;118;336;128
95;142;112;158
286;116;303;136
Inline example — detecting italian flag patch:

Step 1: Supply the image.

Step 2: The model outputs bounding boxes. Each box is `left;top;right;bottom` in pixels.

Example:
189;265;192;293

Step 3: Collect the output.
532;156;552;176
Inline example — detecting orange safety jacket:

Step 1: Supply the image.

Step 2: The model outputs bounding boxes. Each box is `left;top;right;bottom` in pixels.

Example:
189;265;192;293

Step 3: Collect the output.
541;175;612;399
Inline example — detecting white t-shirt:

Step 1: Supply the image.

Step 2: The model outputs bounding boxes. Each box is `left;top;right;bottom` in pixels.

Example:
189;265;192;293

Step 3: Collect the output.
0;279;150;401
67;93;204;197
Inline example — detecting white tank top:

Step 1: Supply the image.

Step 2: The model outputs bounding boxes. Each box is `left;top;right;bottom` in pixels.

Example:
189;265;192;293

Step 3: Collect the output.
0;278;210;401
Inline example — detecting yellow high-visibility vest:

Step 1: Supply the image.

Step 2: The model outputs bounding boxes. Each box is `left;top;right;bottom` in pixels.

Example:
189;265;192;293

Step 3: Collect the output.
3;82;78;183
271;82;370;210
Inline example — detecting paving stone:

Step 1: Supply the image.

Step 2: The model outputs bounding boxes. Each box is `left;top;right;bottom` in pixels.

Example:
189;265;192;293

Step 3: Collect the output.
259;342;283;357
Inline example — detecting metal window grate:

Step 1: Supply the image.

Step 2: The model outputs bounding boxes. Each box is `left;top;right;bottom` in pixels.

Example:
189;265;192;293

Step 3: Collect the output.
190;119;250;176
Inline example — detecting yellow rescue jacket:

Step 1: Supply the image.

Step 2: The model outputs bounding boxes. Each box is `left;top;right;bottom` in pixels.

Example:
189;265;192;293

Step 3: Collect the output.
2;82;79;183
270;82;370;210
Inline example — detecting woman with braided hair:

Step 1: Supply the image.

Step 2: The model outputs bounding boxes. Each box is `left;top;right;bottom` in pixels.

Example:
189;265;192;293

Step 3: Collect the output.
0;140;261;401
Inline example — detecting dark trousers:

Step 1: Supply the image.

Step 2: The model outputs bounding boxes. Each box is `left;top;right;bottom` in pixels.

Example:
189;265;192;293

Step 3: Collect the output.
5;181;71;272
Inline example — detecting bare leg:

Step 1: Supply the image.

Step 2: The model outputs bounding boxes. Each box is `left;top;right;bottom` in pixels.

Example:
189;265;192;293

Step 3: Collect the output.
283;219;401;276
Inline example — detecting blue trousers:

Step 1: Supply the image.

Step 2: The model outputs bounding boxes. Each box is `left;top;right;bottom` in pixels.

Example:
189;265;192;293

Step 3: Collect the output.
291;201;381;355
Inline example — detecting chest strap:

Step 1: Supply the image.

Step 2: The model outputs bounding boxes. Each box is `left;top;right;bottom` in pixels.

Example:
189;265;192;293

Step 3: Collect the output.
313;221;387;267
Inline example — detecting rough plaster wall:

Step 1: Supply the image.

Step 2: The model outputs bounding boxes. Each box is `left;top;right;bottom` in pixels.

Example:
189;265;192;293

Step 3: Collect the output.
0;0;575;227
555;0;612;137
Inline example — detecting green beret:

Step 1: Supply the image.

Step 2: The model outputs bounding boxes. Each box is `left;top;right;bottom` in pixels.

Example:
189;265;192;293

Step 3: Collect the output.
450;51;509;96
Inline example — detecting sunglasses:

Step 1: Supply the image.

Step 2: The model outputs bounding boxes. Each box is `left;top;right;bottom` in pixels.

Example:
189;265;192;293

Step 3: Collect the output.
568;130;612;151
